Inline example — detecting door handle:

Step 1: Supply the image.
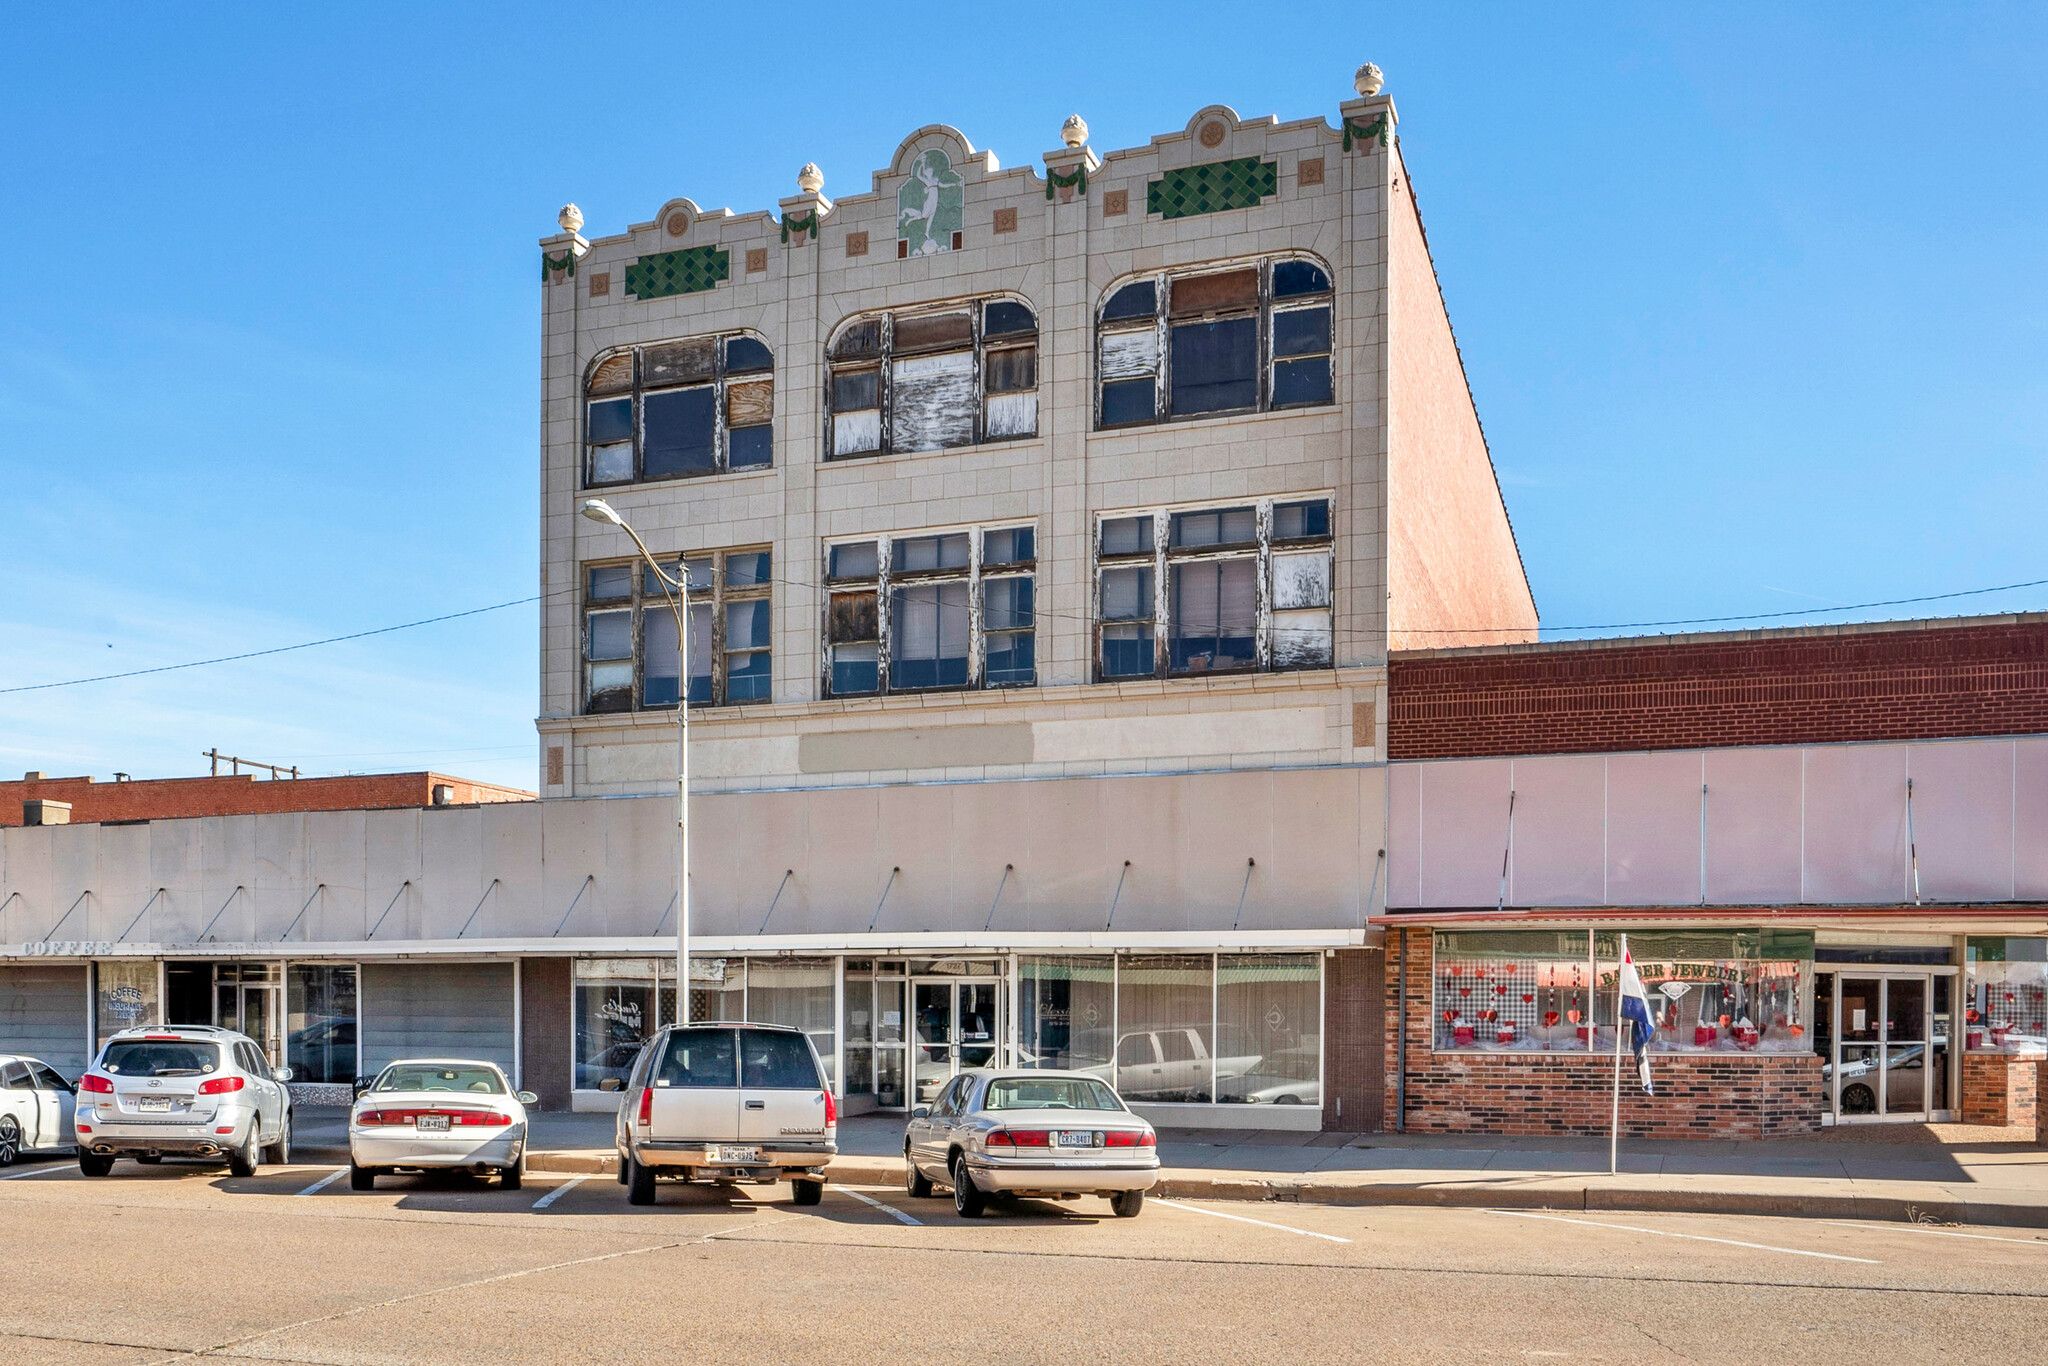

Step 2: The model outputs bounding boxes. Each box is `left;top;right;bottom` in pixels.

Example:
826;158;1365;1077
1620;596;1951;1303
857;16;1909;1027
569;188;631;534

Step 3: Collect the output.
745;1100;765;1110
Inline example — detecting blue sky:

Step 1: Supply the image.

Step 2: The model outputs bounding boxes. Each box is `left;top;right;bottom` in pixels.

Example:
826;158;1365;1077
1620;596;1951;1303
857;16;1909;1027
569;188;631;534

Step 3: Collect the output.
3;4;2044;791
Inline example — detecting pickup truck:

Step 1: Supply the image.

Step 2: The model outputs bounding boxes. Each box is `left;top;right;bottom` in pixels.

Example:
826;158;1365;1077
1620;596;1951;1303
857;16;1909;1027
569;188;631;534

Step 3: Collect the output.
614;1022;837;1206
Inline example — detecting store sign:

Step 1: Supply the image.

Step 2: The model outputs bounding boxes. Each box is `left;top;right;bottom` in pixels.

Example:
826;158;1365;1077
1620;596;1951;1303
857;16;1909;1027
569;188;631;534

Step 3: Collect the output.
104;984;148;1023
600;995;644;1031
1600;962;1743;991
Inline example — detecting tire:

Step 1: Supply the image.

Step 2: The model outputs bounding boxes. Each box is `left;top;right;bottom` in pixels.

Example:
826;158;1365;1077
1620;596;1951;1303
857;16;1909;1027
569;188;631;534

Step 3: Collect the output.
79;1152;114;1177
1842;1083;1876;1116
626;1154;656;1206
792;1178;823;1206
1110;1188;1145;1218
136;1154;163;1165
228;1123;260;1179
0;1116;21;1166
264;1112;292;1165
905;1147;933;1198
951;1155;986;1219
349;1160;376;1191
500;1155;524;1191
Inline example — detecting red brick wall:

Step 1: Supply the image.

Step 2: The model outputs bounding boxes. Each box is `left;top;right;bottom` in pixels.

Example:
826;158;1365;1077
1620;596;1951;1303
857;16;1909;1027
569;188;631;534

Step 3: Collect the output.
1961;1052;2040;1127
1390;618;2048;760
1;772;534;826
1322;948;1385;1133
1383;928;1823;1139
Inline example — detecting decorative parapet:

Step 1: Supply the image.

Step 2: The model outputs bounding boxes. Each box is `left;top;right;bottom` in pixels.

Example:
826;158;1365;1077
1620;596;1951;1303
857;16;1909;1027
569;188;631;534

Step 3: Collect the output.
1041;114;1100;202
1337;92;1398;155
624;245;731;299
779;164;833;246
1146;156;1277;220
541;203;588;285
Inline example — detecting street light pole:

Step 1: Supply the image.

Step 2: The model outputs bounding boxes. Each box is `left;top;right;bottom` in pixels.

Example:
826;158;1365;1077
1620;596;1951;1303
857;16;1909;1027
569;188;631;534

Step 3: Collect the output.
579;498;691;1022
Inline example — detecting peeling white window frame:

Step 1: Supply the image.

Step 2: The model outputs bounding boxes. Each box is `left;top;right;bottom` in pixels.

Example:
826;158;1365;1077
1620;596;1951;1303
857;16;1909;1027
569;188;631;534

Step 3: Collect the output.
582;547;772;714
582;331;775;489
1094;253;1335;430
824;294;1039;461
821;522;1038;698
1093;495;1334;682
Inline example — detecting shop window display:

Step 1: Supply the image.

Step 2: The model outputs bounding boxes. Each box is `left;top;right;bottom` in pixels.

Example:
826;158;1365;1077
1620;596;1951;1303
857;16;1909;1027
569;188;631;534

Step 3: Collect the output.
1964;938;2048;1054
1431;932;1594;1052
573;959;658;1090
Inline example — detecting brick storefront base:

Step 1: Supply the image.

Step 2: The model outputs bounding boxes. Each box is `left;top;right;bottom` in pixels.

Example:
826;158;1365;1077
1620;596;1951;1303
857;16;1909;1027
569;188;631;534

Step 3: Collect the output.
1385;927;1823;1140
1962;1052;2041;1127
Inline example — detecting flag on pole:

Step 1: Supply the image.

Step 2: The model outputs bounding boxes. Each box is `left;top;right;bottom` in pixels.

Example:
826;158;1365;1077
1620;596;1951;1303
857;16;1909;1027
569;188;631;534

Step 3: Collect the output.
1618;935;1655;1095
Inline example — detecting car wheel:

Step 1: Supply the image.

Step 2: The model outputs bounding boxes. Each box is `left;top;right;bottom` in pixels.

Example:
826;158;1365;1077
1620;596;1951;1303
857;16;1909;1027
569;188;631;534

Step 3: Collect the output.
1841;1083;1876;1116
1110;1188;1146;1218
79;1152;114;1177
626;1155;657;1206
228;1123;261;1179
264;1112;292;1165
500;1155;524;1191
792;1178;823;1207
349;1160;376;1191
0;1116;21;1166
1275;1095;1301;1107
950;1155;986;1219
905;1146;933;1198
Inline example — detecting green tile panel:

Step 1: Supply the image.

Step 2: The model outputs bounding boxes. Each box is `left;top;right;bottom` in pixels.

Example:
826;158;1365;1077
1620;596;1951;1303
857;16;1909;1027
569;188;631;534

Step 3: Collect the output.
1146;157;1278;220
625;246;731;300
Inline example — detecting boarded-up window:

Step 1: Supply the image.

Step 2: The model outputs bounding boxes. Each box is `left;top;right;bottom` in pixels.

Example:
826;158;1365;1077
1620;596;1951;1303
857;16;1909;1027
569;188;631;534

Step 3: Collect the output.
889;352;976;452
585;333;775;484
825;525;1036;695
828;591;878;643
826;298;1036;458
1170;268;1258;318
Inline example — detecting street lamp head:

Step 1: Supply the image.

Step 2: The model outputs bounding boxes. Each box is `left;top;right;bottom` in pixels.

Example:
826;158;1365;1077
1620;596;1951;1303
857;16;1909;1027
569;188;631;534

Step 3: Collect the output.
579;497;623;527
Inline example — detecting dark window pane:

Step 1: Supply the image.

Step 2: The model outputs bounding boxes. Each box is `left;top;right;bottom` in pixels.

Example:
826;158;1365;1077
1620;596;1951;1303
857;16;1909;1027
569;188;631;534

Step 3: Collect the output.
727;651;771;701
1100;625;1155;677
727;599;772;650
983;576;1034;630
1101;280;1157;322
587;397;634;446
643;339;717;387
1272;306;1331;358
724;335;773;374
1100;378;1156;426
587;565;632;601
1272;260;1331;297
1099;565;1153;620
983;526;1034;565
1170;559;1258;672
1170;268;1259;318
830;318;883;360
890;582;969;688
1170;507;1256;548
1099;517;1151;556
831;368;879;412
983;300;1036;337
1274;500;1331;540
645;673;681;707
587;610;632;660
643;387;717;477
682;557;714;592
643;609;680;706
740;1030;819;1088
986;630;1035;686
1170;318;1258;415
829;542;879;580
728;424;773;468
726;551;771;586
656;1029;738;1088
893;533;970;572
1272;357;1333;407
985;346;1036;394
832;644;878;694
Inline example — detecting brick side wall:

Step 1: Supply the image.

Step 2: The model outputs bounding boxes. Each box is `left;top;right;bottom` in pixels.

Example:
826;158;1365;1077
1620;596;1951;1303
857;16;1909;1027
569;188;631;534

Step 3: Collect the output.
1383;928;1823;1139
1;772;534;826
1390;618;2048;760
1322;947;1384;1133
1961;1052;2041;1127
518;957;574;1112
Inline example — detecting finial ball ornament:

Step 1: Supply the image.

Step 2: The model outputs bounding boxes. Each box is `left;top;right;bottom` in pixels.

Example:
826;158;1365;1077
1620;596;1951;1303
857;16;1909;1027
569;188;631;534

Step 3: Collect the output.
1061;114;1088;148
558;203;584;235
797;163;824;193
1354;63;1384;97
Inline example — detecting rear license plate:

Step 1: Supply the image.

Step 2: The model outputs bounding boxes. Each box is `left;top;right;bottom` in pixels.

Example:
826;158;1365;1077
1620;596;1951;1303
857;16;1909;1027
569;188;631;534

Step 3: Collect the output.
136;1097;173;1113
1054;1130;1098;1148
715;1146;760;1163
415;1114;451;1132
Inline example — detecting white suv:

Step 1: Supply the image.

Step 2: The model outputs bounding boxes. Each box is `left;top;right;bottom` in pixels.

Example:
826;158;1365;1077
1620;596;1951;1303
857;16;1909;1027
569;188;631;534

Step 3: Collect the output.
76;1025;293;1177
615;1023;837;1206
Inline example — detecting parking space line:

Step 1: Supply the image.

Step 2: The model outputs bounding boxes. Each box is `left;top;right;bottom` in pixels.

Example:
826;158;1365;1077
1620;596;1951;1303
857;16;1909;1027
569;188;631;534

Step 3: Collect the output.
841;1188;922;1226
1481;1209;1878;1263
0;1163;77;1181
294;1168;348;1197
1822;1220;2048;1248
1154;1199;1351;1243
532;1174;591;1210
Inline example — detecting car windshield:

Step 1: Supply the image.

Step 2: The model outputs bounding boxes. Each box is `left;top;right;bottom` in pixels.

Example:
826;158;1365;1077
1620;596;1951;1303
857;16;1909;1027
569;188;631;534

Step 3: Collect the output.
375;1064;505;1094
983;1077;1125;1112
101;1041;220;1077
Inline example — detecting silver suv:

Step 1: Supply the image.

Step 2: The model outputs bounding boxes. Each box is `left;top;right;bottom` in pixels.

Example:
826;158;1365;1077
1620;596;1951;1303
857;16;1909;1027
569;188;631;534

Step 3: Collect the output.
76;1025;294;1177
615;1023;836;1206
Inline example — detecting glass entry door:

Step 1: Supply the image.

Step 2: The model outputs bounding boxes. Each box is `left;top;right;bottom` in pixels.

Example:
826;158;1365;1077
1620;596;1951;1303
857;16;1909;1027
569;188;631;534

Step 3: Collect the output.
215;963;283;1068
911;979;1002;1105
1832;974;1948;1121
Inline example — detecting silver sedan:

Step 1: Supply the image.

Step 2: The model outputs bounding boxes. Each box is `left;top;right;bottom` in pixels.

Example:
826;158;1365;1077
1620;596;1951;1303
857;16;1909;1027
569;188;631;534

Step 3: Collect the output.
904;1069;1159;1218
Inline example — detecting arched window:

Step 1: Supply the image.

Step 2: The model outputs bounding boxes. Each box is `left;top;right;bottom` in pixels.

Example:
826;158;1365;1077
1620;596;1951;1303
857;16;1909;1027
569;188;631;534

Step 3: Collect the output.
1096;256;1333;429
585;332;774;487
826;297;1037;459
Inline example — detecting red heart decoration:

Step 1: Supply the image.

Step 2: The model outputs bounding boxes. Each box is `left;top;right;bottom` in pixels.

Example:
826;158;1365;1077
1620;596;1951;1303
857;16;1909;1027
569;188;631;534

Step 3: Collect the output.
1442;1009;1458;1023
1495;985;1506;995
1544;1011;1560;1026
1460;988;1470;997
1522;994;1535;1004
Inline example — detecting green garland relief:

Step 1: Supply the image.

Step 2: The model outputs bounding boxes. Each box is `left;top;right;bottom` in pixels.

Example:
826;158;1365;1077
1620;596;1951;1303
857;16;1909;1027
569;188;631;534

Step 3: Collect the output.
624;246;731;300
541;250;576;282
1145;157;1277;221
1045;164;1088;200
1342;113;1390;153
780;210;821;244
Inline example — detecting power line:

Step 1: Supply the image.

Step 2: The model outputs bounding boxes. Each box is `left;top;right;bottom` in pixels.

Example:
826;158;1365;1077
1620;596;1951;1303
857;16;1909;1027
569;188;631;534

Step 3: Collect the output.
1397;576;2048;634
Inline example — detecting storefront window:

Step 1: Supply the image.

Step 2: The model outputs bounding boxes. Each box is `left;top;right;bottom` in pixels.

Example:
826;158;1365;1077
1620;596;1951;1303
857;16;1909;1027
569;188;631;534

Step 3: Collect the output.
1216;955;1320;1107
94;961;160;1049
747;958;836;1086
1965;938;2048;1054
1019;956;1114;1076
1593;930;1813;1054
1115;954;1215;1102
1432;932;1594;1052
688;958;744;1027
574;959;657;1090
286;964;358;1084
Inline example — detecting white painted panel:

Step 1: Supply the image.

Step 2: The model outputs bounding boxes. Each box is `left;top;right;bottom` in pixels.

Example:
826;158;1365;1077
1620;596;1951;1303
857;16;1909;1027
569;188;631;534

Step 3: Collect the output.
889;352;975;451
984;391;1037;439
363;809;423;941
89;824;152;941
1271;552;1331;610
302;810;368;942
831;409;879;456
585;743;676;788
1803;745;1909;904
415;807;484;940
1100;328;1158;379
1605;751;1702;906
149;820;203;942
199;816;259;942
539;800;605;939
1417;758;1513;908
479;803;545;939
1013;778;1111;935
802;787;885;937
2013;738;2048;899
46;826;97;944
1908;740;2015;902
874;783;960;932
1507;754;1606;907
250;812;307;941
1701;746;1802;904
693;736;800;781
1386;763;1422;909
1033;707;1327;763
1081;771;1186;933
602;797;676;937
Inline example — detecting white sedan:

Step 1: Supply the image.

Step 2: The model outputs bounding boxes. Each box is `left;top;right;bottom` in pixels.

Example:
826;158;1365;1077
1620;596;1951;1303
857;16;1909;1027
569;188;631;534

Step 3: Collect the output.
0;1055;76;1165
348;1059;537;1190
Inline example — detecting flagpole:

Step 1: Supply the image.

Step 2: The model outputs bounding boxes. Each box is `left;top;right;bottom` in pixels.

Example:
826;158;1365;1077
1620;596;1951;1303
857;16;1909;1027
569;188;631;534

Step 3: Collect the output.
1609;935;1626;1177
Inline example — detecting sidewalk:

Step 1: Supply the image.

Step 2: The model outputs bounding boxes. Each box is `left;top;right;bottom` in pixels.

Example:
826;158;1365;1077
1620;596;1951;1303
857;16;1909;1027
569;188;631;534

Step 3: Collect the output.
291;1110;2048;1227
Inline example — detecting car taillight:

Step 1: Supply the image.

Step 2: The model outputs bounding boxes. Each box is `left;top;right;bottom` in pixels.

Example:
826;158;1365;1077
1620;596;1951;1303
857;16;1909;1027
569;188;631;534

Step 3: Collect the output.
1104;1129;1157;1147
198;1076;245;1095
79;1075;113;1094
453;1111;510;1126
823;1089;836;1126
991;1129;1048;1149
357;1109;389;1125
637;1087;654;1127
1139;1130;1156;1147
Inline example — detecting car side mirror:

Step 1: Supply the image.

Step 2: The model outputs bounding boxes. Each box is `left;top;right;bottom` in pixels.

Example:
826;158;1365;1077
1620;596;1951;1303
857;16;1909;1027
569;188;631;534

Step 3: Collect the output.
597;1077;622;1092
274;1066;294;1083
516;1090;540;1106
911;1106;930;1120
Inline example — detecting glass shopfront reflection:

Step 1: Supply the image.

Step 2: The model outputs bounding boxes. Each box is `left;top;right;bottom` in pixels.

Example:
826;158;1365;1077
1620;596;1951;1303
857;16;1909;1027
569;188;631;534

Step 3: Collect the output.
1825;969;1955;1121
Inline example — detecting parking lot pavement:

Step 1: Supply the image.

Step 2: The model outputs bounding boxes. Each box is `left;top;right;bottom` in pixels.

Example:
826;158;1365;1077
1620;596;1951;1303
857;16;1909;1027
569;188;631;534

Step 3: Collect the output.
4;1152;2047;1364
